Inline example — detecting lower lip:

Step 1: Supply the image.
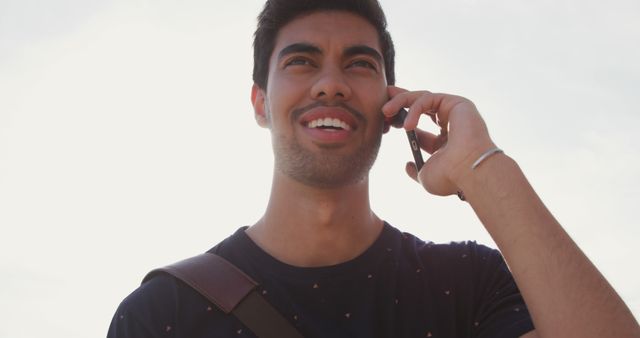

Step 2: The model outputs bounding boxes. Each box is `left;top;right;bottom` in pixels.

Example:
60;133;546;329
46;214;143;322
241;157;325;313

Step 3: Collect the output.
302;126;352;143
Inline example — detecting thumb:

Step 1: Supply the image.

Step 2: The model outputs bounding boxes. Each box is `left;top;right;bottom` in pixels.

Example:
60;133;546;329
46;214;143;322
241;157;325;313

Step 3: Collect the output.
405;162;419;183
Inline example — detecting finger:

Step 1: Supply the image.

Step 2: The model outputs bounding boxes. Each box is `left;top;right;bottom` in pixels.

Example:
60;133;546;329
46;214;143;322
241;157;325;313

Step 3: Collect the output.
427;110;438;125
434;131;448;150
382;86;409;117
404;93;472;131
404;93;447;130
382;90;430;117
405;162;419;182
387;85;408;98
414;128;443;154
406;94;440;131
414;128;437;154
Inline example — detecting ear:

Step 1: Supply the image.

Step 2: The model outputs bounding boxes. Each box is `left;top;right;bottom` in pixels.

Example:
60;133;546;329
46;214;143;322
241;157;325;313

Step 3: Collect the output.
382;115;391;134
251;84;269;128
382;119;391;134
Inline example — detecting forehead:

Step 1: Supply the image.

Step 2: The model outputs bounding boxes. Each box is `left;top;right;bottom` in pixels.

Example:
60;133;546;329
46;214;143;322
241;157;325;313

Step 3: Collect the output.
272;11;381;57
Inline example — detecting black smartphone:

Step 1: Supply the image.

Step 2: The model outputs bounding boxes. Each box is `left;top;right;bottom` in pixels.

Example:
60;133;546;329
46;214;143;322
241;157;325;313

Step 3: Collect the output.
390;108;424;171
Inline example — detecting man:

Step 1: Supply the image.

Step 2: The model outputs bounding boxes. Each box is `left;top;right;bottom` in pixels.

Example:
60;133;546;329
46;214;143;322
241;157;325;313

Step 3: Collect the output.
108;0;639;337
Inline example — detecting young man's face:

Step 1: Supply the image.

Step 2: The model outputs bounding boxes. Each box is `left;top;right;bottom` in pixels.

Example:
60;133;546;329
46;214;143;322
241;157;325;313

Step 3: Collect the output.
252;11;388;188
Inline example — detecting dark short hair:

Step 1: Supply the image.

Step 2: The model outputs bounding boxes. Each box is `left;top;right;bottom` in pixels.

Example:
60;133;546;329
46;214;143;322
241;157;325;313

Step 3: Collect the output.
252;0;396;90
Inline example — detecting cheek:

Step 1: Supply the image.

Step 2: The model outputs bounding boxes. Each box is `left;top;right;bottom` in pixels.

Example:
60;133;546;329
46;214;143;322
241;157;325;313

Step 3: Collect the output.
352;77;387;103
267;77;313;126
364;87;389;118
370;89;389;131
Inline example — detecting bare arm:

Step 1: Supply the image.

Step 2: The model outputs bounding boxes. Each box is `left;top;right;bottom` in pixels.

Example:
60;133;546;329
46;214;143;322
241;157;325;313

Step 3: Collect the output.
383;86;640;337
458;150;638;337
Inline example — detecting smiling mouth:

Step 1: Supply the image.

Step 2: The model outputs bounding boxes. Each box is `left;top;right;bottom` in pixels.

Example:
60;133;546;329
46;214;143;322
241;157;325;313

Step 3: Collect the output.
306;117;352;131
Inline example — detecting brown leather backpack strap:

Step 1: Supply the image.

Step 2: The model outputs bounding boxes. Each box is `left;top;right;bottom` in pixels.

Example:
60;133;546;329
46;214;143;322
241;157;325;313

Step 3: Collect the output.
143;253;257;314
142;253;304;338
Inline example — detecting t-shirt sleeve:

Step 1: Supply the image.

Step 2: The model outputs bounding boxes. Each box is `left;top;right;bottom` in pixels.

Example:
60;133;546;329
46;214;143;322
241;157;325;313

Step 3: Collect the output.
470;244;535;338
107;274;178;338
107;304;155;338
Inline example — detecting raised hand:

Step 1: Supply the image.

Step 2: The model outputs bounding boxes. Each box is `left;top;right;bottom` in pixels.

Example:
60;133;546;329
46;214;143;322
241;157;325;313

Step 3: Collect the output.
382;85;497;197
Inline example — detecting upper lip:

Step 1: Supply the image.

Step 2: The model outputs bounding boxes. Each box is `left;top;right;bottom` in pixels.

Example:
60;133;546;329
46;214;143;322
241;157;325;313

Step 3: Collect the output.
294;103;364;131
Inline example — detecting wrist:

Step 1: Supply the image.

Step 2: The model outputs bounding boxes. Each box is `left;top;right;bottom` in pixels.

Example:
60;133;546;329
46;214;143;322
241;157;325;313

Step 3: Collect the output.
455;150;514;200
448;142;498;187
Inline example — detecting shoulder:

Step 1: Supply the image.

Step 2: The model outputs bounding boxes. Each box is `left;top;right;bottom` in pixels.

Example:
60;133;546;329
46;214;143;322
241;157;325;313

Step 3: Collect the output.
110;265;236;337
422;240;504;267
396;232;512;290
120;273;181;313
395;231;534;336
399;230;503;267
108;228;250;338
109;274;182;337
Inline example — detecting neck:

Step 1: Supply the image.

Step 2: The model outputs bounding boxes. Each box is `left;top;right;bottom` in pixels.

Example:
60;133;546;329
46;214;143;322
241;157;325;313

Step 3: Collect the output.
246;171;383;267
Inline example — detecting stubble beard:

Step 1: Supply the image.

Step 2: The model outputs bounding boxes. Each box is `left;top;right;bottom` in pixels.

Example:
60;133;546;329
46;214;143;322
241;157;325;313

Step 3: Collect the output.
272;131;382;189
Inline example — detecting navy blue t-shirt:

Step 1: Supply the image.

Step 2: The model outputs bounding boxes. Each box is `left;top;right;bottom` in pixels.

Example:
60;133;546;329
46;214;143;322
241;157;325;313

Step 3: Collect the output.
108;223;534;337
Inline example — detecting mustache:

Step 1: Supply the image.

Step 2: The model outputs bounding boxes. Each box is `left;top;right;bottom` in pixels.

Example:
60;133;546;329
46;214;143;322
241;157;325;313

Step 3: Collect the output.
290;101;367;124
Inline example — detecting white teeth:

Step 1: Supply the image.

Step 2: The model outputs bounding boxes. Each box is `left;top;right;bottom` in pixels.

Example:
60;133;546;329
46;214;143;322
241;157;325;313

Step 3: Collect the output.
307;117;351;131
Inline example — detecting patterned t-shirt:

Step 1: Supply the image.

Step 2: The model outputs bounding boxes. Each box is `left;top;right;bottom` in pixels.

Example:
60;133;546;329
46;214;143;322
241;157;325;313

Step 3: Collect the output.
108;222;534;337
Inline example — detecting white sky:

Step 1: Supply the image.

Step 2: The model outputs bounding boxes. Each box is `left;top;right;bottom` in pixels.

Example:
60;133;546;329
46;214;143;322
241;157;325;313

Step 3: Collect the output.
1;0;638;336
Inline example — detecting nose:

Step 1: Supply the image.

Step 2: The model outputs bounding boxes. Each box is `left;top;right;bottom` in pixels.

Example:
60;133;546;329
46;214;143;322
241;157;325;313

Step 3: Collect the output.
310;67;352;102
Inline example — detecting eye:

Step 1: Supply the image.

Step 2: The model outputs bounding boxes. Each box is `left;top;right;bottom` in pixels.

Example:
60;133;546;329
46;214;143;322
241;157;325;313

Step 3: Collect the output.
284;57;314;67
349;59;377;71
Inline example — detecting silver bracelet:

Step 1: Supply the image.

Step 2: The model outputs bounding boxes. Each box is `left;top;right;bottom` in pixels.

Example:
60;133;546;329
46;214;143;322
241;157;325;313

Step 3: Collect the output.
456;147;504;201
471;147;504;170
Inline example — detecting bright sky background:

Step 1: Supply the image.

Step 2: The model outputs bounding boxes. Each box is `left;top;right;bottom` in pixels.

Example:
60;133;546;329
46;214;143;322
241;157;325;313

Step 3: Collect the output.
1;0;638;336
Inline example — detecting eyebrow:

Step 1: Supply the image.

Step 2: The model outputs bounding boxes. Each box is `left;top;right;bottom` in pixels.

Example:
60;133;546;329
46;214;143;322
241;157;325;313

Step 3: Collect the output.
277;43;383;64
343;45;383;64
277;43;322;60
